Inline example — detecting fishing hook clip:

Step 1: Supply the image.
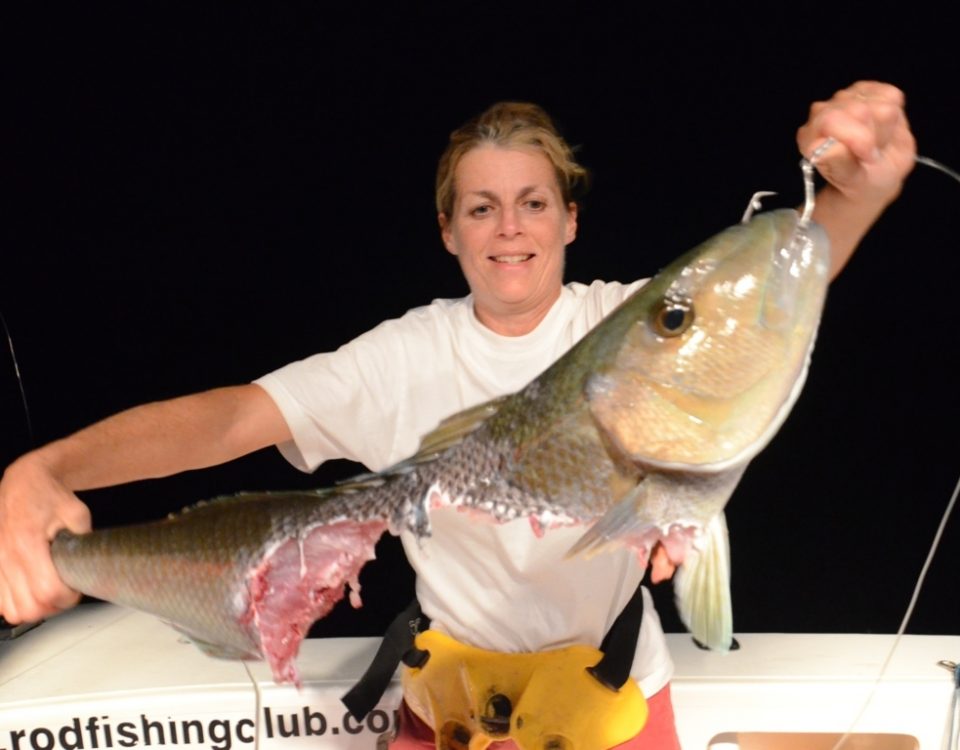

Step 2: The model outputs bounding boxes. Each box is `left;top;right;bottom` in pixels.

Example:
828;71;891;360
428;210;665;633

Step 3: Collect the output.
939;659;960;684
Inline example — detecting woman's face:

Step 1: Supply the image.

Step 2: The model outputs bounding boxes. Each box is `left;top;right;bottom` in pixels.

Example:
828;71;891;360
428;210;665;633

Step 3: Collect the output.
439;145;577;336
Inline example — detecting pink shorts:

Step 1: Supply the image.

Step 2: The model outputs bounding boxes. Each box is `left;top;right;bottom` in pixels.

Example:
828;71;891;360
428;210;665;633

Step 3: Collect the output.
387;683;681;750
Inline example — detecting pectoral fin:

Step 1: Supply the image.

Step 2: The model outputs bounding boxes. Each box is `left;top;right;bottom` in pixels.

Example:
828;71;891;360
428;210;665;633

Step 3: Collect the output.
672;511;733;651
565;481;656;560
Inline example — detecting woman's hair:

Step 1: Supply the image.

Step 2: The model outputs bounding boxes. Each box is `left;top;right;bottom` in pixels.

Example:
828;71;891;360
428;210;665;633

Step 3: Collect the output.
435;101;589;217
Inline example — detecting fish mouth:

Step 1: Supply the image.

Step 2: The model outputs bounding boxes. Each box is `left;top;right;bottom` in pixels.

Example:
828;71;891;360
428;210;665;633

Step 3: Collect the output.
489;253;535;264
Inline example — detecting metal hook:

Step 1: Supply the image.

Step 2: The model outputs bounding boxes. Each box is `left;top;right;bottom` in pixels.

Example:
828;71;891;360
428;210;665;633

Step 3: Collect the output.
798;137;837;228
740;191;778;224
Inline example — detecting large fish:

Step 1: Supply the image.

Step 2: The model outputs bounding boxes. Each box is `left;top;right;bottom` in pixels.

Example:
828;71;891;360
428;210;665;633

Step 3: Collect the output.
51;207;830;686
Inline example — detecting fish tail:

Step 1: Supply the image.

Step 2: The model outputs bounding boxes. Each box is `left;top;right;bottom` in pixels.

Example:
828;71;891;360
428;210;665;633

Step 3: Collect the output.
672;511;733;651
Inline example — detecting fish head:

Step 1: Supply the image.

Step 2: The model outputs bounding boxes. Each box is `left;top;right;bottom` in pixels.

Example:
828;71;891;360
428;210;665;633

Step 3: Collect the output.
588;208;830;472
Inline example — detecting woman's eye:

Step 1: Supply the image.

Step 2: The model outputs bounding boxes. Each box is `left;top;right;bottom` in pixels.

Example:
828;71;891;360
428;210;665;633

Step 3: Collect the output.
525;199;546;211
470;204;492;217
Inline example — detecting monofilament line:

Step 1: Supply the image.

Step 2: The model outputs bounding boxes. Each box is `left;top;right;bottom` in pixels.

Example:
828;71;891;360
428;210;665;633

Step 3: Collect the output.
1;310;34;446
831;469;960;750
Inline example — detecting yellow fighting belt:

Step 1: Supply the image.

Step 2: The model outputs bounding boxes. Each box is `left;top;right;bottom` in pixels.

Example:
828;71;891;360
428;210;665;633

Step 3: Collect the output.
401;630;648;750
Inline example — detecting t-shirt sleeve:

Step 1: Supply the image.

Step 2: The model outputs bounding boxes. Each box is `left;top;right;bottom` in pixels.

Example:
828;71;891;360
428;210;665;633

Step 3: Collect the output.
253;320;409;473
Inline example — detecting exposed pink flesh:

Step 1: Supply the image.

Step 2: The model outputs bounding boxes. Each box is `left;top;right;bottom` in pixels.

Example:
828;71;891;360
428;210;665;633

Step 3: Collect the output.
245;519;387;686
622;523;698;569
528;516;545;538
660;524;697;565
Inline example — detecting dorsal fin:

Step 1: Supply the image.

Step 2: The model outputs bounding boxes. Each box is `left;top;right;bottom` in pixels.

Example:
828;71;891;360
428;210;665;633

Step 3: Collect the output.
414;395;508;458
329;395;510;489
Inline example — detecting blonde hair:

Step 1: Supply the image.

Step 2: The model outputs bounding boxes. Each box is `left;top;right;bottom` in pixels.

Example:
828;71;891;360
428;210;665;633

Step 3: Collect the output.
435;102;589;217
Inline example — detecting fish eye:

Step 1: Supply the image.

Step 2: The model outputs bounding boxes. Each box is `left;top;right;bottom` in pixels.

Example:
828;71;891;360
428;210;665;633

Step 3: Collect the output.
651;299;694;337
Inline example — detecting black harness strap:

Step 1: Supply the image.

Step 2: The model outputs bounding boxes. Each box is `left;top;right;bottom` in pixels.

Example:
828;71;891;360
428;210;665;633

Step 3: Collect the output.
341;598;430;721
587;579;645;691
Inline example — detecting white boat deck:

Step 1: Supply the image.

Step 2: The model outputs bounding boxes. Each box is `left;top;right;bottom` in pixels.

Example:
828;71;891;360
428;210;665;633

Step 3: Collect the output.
1;604;956;749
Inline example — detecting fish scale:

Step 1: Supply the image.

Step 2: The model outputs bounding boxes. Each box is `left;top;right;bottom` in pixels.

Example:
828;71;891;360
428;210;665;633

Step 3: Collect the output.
52;208;830;685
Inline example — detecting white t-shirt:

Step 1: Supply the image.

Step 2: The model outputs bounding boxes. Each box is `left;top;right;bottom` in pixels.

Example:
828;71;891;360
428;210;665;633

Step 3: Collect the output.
254;279;674;697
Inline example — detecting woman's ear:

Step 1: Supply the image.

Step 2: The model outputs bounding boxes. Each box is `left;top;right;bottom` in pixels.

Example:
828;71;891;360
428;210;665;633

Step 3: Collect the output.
439;213;456;255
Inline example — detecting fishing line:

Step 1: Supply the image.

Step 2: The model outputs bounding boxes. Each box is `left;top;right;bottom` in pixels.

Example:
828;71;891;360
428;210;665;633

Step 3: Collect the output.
948;661;960;750
916;155;960;185
829;470;960;750
1;310;34;447
242;660;263;750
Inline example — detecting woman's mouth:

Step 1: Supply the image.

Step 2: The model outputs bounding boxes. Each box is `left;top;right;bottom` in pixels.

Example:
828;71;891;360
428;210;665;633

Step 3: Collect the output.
490;254;534;264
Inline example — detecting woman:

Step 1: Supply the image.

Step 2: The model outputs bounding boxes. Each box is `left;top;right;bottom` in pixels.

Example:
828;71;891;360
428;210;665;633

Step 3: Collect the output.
0;81;916;748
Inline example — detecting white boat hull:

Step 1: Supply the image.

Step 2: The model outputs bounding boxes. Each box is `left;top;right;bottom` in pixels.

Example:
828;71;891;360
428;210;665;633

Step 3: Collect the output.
1;604;955;749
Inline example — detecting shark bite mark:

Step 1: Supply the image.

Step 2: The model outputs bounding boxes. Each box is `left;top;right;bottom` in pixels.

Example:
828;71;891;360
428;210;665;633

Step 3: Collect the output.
244;519;387;685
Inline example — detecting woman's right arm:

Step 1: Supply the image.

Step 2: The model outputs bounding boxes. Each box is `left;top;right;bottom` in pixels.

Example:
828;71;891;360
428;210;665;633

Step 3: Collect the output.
0;383;291;624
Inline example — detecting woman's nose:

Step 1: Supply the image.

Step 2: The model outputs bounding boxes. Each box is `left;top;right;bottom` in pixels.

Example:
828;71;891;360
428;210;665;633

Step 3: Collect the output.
497;205;522;238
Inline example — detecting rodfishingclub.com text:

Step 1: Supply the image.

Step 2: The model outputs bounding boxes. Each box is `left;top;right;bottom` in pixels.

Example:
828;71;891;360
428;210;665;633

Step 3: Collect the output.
1;707;398;750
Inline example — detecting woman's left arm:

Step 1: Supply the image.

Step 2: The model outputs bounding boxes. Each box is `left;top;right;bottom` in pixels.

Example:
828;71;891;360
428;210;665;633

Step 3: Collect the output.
796;80;918;280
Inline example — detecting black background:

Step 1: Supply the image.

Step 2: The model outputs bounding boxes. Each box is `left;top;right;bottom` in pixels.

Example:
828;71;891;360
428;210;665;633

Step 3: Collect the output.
4;2;958;639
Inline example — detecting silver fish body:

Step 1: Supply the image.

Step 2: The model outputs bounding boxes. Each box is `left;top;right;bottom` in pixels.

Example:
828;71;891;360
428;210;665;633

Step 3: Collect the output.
52;208;830;684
